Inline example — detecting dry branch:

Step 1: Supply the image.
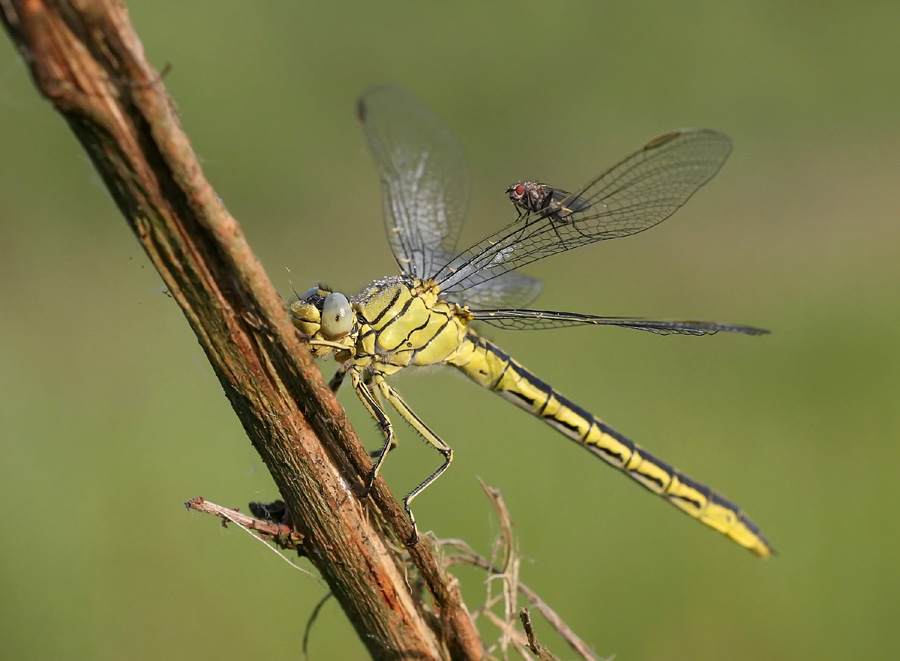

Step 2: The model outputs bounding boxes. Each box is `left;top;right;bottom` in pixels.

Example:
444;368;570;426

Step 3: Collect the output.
0;1;481;658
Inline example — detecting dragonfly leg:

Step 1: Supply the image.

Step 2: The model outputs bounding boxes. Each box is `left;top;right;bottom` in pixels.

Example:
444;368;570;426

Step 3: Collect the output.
344;367;397;459
307;338;349;351
374;375;453;546
328;365;347;393
349;369;397;495
363;371;396;457
331;364;374;393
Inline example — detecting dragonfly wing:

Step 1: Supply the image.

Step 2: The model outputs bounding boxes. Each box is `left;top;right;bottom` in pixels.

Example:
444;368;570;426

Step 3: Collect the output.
357;85;470;278
434;129;732;296
471;309;769;336
452;272;543;309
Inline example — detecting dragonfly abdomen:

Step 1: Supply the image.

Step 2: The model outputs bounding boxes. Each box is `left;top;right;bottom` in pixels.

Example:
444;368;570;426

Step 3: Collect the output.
450;331;773;558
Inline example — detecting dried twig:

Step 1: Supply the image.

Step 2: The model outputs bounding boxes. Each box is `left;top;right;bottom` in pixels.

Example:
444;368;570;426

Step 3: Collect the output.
439;484;602;661
184;497;305;553
520;609;557;661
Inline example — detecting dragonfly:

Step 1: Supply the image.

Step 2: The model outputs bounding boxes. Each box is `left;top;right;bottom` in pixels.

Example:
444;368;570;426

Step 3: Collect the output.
291;85;773;557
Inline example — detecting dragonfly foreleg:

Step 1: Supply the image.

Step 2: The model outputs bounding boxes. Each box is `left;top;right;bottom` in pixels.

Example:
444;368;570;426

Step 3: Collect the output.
329;365;347;393
307;338;349;351
374;375;453;545
331;365;375;392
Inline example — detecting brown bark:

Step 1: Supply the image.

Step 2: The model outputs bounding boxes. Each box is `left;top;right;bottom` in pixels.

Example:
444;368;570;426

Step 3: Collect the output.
0;1;482;658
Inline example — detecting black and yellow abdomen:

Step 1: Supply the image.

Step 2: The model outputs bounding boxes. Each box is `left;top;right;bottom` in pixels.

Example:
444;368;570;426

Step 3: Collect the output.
448;331;773;558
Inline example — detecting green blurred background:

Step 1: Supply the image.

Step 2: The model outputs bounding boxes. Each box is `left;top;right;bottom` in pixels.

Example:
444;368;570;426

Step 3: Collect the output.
2;2;898;659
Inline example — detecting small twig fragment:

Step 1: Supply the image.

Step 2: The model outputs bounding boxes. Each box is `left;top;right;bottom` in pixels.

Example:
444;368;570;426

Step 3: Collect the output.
439;482;602;660
520;609;557;661
184;496;305;553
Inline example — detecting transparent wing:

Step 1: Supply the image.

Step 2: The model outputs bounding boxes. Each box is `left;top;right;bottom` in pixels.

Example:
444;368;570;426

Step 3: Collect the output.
433;129;732;296
451;272;543;309
471;309;769;336
357;85;470;278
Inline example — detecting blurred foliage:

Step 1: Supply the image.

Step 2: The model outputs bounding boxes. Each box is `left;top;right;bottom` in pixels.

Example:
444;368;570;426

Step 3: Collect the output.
1;2;899;659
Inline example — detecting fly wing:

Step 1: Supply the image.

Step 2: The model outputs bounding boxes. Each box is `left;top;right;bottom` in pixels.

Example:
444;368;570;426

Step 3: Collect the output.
357;85;470;278
547;187;591;215
434;129;732;296
471;309;769;336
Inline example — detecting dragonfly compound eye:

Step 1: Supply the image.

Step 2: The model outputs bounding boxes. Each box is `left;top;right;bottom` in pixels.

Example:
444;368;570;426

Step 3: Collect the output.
290;286;329;336
300;286;328;308
321;292;353;339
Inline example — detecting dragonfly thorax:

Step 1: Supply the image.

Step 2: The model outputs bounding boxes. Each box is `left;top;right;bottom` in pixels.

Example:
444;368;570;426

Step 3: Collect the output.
353;275;443;316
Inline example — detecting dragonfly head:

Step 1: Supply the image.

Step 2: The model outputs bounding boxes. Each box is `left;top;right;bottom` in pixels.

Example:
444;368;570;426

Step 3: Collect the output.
290;285;355;356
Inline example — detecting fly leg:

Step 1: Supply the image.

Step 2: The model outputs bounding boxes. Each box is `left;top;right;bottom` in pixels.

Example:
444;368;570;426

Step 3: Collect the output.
537;203;574;246
374;374;453;546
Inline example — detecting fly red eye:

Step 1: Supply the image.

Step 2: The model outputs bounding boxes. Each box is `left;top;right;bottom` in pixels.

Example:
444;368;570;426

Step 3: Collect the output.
514;184;525;197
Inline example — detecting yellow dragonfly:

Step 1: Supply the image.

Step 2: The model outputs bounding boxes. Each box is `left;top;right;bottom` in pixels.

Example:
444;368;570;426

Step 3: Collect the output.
292;85;773;557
